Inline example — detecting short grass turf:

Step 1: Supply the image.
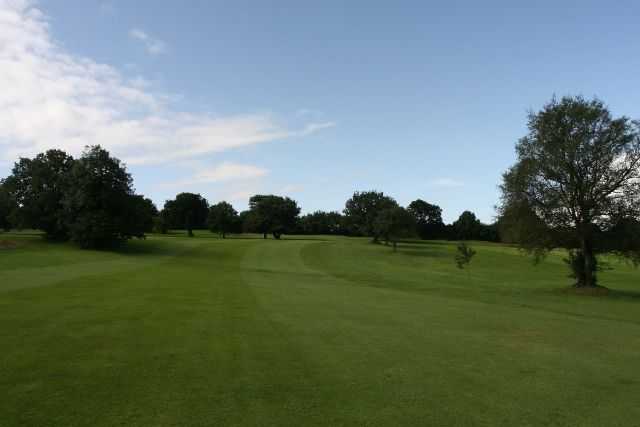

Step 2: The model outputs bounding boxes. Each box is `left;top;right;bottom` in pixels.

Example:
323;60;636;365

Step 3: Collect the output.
1;232;639;426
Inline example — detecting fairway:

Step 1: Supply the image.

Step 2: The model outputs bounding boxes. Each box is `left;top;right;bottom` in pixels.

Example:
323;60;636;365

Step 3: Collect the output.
1;233;640;426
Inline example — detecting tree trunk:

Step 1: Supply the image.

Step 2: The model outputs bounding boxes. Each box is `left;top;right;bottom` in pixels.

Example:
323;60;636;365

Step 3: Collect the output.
222;231;226;239
581;236;596;287
263;232;267;239
393;241;397;252
187;228;194;237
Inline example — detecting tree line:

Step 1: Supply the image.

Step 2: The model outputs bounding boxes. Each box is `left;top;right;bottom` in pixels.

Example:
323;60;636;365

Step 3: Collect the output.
1;95;639;288
0;146;498;249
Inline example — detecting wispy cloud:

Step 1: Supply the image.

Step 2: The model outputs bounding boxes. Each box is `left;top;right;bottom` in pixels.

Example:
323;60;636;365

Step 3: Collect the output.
0;1;333;166
99;2;116;15
167;162;268;187
129;28;167;55
428;178;464;188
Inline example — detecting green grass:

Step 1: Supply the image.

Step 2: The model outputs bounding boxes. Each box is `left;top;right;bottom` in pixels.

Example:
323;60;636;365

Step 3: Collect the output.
1;232;639;426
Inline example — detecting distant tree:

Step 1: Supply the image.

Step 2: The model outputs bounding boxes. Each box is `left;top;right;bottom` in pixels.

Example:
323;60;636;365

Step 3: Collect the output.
408;199;445;239
5;149;74;239
478;222;500;242
452;211;481;240
0;180;12;231
153;212;170;234
344;191;398;242
62;146;146;248
298;211;345;235
208;201;239;238
500;96;640;288
239;210;256;233
374;206;416;251
164;193;209;237
248;195;300;239
454;242;476;277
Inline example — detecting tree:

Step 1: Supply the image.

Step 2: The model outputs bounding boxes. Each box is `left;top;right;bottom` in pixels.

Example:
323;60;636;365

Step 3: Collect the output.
499;96;640;288
0;180;12;231
408;199;445;239
163;193;209;237
153;210;170;234
452;211;481;240
454;241;476;277
126;196;158;234
374;206;416;251
5;149;74;239
62;146;146;248
344;191;398;242
247;195;300;239
298;211;346;235
208;201;239;238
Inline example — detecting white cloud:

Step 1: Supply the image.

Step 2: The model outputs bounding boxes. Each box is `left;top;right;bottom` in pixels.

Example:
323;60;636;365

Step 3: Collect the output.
167;162;268;187
0;1;333;165
429;178;464;188
129;28;166;55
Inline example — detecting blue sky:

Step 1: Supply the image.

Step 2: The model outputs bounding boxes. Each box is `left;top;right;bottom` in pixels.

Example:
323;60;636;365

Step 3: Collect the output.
1;1;639;222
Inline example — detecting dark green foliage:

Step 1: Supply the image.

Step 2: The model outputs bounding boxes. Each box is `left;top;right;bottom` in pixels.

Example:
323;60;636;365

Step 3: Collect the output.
5;149;74;239
127;196;158;234
208;201;239;238
153;211;170;234
452;211;481;241
344;191;398;242
247;195;300;239
499;96;640;287
62;146;146;249
297;211;346;235
454;241;476;270
163;193;209;237
374;206;416;251
408;199;446;239
563;250;600;287
0;180;12;231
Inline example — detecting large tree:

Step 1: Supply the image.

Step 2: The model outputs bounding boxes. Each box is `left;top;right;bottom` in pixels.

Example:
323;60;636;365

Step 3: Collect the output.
499;96;640;287
208;201;239;238
5;149;74;239
248;195;300;239
344;191;398;242
62;146;147;248
408;199;445;239
163;193;209;237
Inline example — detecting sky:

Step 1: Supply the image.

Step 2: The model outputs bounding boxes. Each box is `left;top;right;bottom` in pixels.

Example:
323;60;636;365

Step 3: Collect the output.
1;0;639;223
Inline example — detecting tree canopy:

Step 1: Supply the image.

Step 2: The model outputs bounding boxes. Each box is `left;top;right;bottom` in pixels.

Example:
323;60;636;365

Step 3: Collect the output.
163;193;209;237
5;149;74;239
452;211;481;241
248;195;300;239
62;146;151;248
344;191;398;242
408;199;445;239
499;96;640;287
208;201;239;238
297;211;346;235
374;206;416;251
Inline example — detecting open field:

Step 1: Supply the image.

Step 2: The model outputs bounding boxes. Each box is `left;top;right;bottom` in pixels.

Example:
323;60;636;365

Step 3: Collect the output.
1;232;639;426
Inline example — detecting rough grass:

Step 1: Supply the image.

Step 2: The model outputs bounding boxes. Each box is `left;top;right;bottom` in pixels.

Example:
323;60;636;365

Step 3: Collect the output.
0;232;639;426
